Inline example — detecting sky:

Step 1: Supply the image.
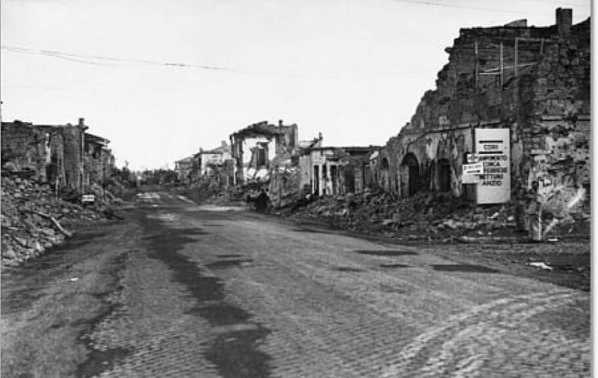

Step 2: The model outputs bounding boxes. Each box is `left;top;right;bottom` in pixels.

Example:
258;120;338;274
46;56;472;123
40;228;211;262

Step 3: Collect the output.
1;0;591;170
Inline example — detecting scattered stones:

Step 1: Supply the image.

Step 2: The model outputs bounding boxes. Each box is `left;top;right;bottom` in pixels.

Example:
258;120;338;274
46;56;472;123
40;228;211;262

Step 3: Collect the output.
1;175;118;267
289;188;588;242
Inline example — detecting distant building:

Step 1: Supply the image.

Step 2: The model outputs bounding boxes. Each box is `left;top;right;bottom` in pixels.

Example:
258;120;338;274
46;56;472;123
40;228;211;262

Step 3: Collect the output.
174;155;195;183
197;141;232;176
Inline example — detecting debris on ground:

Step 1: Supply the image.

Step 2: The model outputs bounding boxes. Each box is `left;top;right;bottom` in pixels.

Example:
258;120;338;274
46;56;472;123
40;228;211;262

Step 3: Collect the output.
285;188;589;243
1;175;120;267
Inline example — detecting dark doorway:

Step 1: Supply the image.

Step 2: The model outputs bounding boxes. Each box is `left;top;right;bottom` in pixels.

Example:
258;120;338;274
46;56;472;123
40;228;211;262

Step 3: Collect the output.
330;165;338;194
401;154;419;196
344;168;355;194
256;149;267;167
438;159;451;192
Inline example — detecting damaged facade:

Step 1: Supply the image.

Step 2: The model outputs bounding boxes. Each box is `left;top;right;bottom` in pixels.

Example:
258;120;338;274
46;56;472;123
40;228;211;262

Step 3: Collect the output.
228;120;327;208
299;145;380;197
173;141;234;191
194;141;234;187
375;8;590;209
1;118;115;193
83;133;114;190
229;120;299;186
174;155;195;183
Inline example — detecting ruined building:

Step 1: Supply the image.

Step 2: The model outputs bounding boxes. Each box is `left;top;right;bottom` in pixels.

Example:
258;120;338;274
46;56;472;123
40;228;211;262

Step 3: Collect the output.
196;141;232;177
376;8;590;207
174;155;195;183
1;118;115;193
229;120;298;185
84;133;114;189
299;145;380;197
192;141;234;187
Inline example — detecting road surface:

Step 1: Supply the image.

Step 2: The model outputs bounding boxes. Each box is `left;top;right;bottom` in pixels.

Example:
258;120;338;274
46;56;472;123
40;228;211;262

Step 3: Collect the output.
1;192;591;377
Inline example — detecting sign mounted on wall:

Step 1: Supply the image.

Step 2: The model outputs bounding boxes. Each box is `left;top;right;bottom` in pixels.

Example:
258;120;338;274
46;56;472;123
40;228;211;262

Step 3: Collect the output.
462;162;484;174
474;128;510;204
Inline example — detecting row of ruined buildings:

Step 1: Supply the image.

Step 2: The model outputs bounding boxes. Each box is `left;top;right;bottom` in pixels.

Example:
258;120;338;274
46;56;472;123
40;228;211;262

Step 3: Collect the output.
175;119;382;208
1;118;115;194
177;8;590;211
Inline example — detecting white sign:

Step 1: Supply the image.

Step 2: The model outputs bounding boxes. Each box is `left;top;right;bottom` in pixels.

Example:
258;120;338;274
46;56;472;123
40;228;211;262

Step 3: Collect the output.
475;128;510;204
81;194;95;203
463;162;484;174
462;173;481;184
466;153;478;164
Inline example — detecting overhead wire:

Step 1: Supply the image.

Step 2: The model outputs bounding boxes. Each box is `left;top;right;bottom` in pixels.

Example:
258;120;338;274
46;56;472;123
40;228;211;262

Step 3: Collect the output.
391;0;523;14
1;45;238;71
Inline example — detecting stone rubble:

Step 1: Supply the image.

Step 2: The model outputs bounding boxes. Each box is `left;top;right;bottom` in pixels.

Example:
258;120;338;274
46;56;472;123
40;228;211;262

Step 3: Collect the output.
286;189;589;242
1;175;118;267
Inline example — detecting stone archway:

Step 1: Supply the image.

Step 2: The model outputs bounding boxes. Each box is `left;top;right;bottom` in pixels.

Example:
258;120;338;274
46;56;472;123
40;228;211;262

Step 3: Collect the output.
400;153;419;196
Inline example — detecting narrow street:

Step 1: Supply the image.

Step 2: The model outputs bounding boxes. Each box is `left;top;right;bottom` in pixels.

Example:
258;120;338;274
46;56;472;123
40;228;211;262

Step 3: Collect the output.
1;193;590;377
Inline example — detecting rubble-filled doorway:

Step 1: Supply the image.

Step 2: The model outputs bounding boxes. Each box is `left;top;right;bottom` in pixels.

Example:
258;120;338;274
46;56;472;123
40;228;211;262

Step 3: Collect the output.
401;153;419;196
438;159;451;192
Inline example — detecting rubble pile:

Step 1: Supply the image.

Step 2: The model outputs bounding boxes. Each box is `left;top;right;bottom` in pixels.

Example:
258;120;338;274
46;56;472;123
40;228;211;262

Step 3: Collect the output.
1;176;112;267
289;189;589;242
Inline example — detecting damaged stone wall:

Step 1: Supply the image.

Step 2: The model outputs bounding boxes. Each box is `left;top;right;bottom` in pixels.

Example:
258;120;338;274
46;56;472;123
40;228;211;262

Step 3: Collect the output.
1;121;86;192
1;121;58;183
268;166;302;208
83;134;115;189
2;119;114;194
523;17;591;197
230;120;298;185
83;147;115;189
59;124;85;192
377;9;590;208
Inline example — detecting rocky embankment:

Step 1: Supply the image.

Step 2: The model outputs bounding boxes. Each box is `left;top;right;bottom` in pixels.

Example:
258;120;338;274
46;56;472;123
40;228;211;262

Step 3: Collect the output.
1;176;118;267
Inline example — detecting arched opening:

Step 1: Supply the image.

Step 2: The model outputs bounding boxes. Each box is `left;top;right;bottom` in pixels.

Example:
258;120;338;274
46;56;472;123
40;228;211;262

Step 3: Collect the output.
401;153;419;196
437;159;451;192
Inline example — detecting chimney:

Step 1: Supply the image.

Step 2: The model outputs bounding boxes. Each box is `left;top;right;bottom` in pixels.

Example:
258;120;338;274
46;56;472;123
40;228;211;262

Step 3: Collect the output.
278;119;283;127
556;8;572;36
78;117;85;127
